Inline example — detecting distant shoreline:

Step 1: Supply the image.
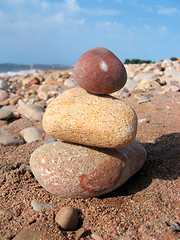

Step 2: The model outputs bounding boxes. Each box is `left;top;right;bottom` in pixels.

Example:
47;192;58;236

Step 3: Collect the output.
0;63;73;74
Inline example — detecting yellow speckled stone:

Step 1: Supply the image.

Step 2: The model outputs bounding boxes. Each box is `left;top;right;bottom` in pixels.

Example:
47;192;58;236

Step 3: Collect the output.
43;88;137;148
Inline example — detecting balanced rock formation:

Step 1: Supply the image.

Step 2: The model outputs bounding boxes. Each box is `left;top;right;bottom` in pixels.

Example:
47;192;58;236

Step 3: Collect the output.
73;47;127;94
30;47;147;198
43;87;137;148
30;141;146;198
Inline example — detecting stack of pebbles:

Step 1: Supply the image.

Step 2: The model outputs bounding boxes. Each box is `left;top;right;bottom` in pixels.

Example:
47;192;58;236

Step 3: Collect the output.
30;47;147;198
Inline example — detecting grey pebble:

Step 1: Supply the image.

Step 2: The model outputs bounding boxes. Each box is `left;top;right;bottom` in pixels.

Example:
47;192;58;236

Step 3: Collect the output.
44;138;57;145
138;96;151;104
20;127;41;143
0;108;12;120
31;200;51;211
0;80;9;90
0;130;24;145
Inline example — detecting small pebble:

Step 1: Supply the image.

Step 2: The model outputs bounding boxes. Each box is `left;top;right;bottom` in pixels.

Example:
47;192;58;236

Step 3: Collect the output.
138;96;150;104
171;221;180;232
163;94;170;99
0;130;24;146
75;227;87;238
64;78;77;87
20;127;41;143
170;85;180;92
0;90;9;102
91;232;104;240
31;200;51;211
0;108;12;120
44;138;57;145
55;206;79;231
138;118;149;123
17;103;44;121
0;80;9;90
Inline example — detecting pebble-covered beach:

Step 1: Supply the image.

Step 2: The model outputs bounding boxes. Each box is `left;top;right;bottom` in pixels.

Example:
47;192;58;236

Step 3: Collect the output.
0;59;180;239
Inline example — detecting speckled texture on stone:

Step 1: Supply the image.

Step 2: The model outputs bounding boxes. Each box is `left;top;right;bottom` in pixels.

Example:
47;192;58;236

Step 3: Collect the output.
30;141;146;198
73;47;127;94
43;88;137;148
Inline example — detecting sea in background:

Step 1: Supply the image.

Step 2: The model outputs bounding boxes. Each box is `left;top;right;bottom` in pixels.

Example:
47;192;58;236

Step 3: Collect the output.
0;63;73;77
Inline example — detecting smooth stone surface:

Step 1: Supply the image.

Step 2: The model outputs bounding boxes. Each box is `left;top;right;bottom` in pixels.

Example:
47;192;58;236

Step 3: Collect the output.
17;103;44;121
31;200;51;211
30;141;147;198
55;206;79;230
44;138;57;145
0;80;9;90
0;90;9;102
170;85;180;92
0;130;24;145
43;88;137;148
13;222;52;240
73;47;127;94
138;96;151;104
0;108;12;120
20;127;41;143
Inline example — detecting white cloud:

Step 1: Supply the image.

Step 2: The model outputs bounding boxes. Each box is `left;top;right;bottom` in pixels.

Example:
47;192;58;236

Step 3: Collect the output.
85;8;119;16
46;12;64;24
157;7;178;16
41;1;49;11
95;21;127;33
65;0;80;13
158;26;167;36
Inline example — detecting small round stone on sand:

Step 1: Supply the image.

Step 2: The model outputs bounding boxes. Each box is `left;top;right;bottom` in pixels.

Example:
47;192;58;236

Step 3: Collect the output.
55;206;79;231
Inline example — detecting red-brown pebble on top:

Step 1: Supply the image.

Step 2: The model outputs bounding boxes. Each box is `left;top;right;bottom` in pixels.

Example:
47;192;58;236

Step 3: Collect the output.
73;47;127;94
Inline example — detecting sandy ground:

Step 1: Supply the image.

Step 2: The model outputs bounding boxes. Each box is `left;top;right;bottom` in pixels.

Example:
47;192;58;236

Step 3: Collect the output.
0;89;180;239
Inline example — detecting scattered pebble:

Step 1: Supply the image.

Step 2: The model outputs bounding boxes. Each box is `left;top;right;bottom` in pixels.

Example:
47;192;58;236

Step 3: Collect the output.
0;130;24;145
31;200;51;211
17;103;44;121
91;232;104;240
20;127;41;143
0;90;9;102
0;80;9;90
0;108;12;120
170;85;180;92
55;206;79;231
75;227;87;238
138;96;151;104
171;221;180;233
44;138;57;145
138;118;149;123
64;78;77;87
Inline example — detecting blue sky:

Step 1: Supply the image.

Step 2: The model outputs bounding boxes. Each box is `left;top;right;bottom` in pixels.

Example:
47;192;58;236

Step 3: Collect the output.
0;0;180;65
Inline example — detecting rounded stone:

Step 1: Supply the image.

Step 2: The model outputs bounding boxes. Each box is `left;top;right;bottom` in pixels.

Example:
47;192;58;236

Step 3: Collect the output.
20;127;41;143
55;206;79;230
0;90;9;102
0;108;12;120
73;47;127;94
43;88;137;148
30;141;147;198
17;103;44;121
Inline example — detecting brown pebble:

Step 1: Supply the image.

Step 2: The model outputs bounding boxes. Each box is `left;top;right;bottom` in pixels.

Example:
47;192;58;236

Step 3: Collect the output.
73;47;127;94
55;206;79;231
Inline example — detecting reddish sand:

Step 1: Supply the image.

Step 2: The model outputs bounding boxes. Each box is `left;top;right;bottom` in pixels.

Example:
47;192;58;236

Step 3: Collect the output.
0;90;180;239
